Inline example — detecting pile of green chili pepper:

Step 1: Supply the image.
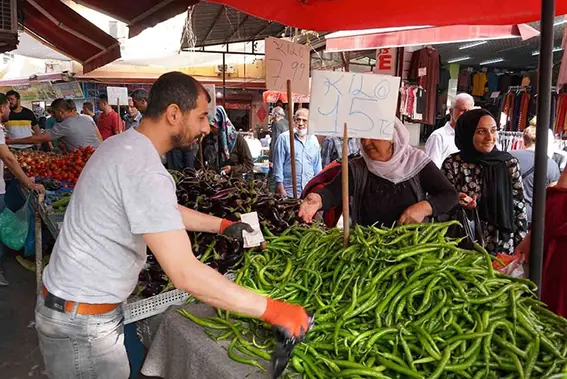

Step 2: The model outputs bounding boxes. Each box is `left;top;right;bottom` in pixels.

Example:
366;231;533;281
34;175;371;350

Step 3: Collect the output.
178;221;567;378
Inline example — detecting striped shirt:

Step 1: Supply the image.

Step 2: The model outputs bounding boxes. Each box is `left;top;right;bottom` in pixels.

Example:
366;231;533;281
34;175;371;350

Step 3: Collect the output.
5;107;37;149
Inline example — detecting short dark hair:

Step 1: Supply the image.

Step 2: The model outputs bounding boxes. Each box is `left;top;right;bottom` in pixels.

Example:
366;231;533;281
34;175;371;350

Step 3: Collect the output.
144;71;211;120
51;98;75;112
82;101;94;112
131;88;148;102
66;99;77;110
6;90;20;99
98;94;108;103
0;93;7;106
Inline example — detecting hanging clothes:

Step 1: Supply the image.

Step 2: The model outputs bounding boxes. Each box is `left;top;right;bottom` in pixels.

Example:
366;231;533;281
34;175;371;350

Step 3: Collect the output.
516;92;531;131
408;47;439;125
555;93;567;135
487;72;499;94
458;70;471;92
557;24;567;88
499;74;512;93
471;72;488;96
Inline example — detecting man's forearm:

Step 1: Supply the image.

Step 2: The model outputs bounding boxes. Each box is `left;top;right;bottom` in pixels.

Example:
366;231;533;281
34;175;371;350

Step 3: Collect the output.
178;204;223;233
3;155;33;187
181;260;267;318
9;135;50;145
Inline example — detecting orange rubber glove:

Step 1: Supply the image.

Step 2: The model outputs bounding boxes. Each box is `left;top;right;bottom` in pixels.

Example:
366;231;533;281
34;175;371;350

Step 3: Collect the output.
219;219;235;234
261;297;310;338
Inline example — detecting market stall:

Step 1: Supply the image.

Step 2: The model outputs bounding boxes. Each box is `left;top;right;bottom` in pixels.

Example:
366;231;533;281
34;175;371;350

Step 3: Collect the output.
140;222;567;378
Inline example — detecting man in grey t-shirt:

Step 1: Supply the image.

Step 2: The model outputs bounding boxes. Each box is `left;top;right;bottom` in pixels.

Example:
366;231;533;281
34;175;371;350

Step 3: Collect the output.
35;72;310;379
6;98;102;151
511;126;560;223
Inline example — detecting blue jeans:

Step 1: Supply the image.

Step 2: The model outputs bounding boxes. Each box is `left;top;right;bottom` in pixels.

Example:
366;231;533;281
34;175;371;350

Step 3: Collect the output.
35;296;129;379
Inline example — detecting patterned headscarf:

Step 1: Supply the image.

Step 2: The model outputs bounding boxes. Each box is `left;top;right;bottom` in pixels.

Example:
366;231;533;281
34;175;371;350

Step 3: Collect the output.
214;106;237;161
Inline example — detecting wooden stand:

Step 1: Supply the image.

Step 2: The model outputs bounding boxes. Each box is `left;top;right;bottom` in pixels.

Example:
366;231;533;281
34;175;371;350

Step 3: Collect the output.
342;123;349;247
287;79;298;199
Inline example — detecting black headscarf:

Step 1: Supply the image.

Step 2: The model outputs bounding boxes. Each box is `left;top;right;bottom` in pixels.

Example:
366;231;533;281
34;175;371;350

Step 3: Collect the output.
455;109;515;232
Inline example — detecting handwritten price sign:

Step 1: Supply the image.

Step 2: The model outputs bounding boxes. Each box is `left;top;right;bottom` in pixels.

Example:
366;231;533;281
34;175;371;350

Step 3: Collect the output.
265;37;310;95
309;70;401;140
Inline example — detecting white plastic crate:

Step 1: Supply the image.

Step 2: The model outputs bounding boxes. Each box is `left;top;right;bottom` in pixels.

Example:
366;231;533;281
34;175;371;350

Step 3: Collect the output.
123;289;190;324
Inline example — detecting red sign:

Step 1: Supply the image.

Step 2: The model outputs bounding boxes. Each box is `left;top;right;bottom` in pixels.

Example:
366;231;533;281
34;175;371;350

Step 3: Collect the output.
257;105;267;122
375;48;397;76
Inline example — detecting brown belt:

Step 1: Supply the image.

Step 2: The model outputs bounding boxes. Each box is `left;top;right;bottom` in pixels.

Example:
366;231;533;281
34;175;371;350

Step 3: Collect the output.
42;286;120;315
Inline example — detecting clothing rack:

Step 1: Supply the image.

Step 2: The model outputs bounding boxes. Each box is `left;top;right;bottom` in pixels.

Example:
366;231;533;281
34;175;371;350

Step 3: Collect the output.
498;131;524;152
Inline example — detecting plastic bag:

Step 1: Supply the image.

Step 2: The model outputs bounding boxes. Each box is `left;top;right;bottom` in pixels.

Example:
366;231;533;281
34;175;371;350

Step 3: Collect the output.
0;197;30;251
492;251;526;278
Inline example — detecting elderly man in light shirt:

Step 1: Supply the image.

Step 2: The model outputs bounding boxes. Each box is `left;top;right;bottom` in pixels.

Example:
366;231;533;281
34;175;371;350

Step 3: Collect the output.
425;93;475;168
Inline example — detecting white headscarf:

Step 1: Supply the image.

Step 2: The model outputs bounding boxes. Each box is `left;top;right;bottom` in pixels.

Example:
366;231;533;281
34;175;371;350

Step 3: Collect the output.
360;118;431;184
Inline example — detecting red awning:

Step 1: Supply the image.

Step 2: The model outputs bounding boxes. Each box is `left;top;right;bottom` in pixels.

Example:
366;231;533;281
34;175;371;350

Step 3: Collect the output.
75;0;199;38
23;0;121;73
263;90;310;104
326;24;540;52
210;0;567;31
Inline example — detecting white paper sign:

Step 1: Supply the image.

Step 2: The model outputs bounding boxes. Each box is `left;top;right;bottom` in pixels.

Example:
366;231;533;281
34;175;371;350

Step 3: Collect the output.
240;212;265;248
106;86;129;106
265;37;310;95
309;70;401;140
202;84;217;117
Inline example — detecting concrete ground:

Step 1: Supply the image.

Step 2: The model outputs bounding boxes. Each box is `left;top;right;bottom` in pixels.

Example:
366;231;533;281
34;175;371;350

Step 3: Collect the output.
0;255;47;379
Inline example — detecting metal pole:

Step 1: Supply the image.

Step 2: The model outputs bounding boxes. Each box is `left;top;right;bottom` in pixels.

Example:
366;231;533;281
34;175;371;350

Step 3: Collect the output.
342;123;349;247
222;52;227;107
287;79;298;199
529;0;555;296
35;193;44;295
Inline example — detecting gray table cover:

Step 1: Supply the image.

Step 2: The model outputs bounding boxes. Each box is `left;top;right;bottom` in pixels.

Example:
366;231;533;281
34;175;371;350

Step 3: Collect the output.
141;304;269;379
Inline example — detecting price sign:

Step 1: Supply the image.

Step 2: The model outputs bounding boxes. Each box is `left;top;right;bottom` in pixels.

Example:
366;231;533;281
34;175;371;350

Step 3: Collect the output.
106;86;129;105
309;70;401;140
265;37;310;95
375;48;397;76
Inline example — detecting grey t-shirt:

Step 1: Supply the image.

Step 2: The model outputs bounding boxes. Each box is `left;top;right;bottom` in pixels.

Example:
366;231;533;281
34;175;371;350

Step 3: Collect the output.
511;149;560;221
43;128;185;303
46;114;101;150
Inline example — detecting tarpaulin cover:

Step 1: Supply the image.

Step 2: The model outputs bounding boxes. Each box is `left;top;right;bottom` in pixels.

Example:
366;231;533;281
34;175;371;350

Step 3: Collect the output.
75;0;199;38
326;24;540;52
210;0;567;31
24;0;121;73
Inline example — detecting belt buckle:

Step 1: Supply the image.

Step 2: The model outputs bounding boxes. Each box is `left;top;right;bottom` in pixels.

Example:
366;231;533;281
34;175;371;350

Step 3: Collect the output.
44;292;66;313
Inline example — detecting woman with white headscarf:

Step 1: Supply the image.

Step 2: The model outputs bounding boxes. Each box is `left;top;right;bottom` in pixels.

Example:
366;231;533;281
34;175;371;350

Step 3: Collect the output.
299;119;458;226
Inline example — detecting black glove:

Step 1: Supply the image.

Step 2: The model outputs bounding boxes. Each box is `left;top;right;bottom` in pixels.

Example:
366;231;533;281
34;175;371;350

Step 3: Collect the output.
221;221;254;243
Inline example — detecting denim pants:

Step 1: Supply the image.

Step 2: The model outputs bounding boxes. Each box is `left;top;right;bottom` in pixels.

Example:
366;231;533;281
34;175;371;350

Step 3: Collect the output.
35;296;129;379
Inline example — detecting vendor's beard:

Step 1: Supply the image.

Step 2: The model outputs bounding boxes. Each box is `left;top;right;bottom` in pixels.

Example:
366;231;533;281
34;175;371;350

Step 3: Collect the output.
172;130;196;149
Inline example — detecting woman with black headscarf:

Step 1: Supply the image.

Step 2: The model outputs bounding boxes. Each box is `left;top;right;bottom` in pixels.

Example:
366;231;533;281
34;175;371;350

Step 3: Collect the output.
442;108;528;255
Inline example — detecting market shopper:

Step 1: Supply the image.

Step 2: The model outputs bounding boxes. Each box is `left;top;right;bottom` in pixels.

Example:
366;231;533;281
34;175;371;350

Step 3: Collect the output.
511;125;560;222
273;108;322;197
198;106;253;177
131;88;149;113
425;93;475;168
442;108;528;255
269;106;288;162
6;98;102;150
81;101;99;123
321;136;360;167
299;119;458;226
0;93;44;286
516;169;567;318
124;97;143;130
5;90;40;149
35;72;309;379
96;93;123;140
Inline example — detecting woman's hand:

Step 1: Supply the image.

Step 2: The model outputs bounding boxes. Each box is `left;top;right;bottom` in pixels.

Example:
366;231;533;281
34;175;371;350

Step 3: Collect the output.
275;183;287;198
298;193;323;223
398;201;432;224
221;166;232;175
459;193;477;209
514;231;531;260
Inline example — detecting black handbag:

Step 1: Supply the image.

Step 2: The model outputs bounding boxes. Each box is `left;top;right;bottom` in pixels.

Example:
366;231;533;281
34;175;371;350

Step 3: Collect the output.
448;206;485;249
